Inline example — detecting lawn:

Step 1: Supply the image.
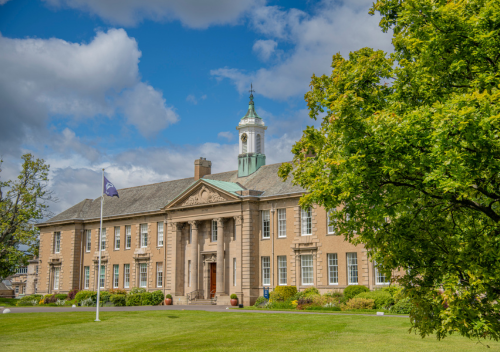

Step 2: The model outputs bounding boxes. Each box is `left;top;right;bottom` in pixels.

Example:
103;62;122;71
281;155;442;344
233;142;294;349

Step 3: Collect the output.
0;310;497;351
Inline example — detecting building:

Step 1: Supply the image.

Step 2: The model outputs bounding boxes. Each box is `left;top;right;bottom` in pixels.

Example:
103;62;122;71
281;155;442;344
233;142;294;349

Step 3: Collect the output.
6;257;39;298
36;92;390;306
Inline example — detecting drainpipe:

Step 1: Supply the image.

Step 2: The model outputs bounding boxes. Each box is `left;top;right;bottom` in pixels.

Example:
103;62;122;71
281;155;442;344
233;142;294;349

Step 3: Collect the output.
271;204;276;291
163;218;167;301
79;228;84;290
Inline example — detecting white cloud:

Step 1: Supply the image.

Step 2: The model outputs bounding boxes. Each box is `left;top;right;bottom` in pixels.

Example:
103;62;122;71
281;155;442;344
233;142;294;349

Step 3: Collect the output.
0;28;177;154
211;0;393;100
217;131;233;141
0;0;11;4
43;0;265;28
186;94;198;105
252;39;278;61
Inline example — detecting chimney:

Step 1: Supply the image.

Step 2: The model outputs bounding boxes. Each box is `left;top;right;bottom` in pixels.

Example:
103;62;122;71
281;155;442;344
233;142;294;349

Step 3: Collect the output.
194;157;212;180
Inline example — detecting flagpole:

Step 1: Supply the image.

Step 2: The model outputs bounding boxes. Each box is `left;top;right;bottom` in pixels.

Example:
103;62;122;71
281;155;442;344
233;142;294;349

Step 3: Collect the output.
96;168;104;322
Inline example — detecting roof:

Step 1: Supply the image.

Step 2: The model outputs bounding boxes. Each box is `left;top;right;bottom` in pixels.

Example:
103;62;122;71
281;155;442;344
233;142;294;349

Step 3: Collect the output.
241;94;261;119
42;162;304;225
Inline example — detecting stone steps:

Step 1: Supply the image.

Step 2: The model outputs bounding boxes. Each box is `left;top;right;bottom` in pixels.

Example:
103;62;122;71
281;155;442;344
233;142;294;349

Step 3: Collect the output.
190;299;215;305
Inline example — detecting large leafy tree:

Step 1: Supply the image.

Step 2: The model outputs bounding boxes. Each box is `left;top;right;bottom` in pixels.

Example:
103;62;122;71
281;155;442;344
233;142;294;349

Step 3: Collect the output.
279;0;500;341
0;154;51;278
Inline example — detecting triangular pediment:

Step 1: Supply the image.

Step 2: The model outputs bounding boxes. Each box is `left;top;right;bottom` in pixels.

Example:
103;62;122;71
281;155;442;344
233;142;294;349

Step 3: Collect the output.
166;180;241;209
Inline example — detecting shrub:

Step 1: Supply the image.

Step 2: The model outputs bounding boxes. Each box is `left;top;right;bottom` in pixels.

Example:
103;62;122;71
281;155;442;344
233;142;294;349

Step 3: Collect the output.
55;293;68;300
75;291;97;303
55;299;66;306
230;294;238;300
141;292;153;305
68;289;79;300
126;294;142;306
302;287;320;297
109;289;127;295
166;294;172;299
99;291;111;303
17;294;43;306
269;291;284;302
341;298;375;310
151;290;164;305
266;300;294;309
343;285;369;301
254;296;268;307
80;297;94;307
110;294;126;307
130;287;146;294
274;286;297;301
356;290;394;309
43;294;58;304
381;286;402;298
390;297;413;314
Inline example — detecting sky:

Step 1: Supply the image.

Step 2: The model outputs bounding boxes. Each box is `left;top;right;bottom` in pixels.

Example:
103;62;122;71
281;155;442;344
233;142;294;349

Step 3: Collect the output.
0;0;393;216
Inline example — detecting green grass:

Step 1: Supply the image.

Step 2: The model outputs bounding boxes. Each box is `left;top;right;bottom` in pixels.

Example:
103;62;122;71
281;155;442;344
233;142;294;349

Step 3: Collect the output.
240;306;404;315
1;310;498;351
0;297;18;307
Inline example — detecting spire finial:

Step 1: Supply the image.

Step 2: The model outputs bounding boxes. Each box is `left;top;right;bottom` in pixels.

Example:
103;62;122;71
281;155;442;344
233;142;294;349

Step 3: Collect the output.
249;83;255;104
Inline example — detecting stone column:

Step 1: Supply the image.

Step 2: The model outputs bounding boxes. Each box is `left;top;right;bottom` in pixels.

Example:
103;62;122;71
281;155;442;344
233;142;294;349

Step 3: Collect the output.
216;218;225;295
188;221;199;292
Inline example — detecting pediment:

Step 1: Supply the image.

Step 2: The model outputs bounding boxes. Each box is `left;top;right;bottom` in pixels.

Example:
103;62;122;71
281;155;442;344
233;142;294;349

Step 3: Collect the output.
166;181;240;209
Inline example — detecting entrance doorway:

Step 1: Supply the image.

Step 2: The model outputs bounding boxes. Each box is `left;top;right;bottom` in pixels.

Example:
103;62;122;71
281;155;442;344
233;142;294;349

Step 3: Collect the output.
209;263;216;298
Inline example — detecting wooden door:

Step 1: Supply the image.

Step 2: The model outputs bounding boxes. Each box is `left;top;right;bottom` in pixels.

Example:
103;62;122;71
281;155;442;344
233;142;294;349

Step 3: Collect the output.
210;263;217;298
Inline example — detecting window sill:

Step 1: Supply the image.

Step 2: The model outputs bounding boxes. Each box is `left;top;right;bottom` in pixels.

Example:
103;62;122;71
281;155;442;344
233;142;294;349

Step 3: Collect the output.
277;236;287;239
261;237;270;240
328;283;339;285
301;234;312;236
347;283;358;285
375;283;390;285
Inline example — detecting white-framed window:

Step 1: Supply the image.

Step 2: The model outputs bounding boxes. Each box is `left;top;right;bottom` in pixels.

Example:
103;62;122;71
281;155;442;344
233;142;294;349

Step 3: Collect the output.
139;263;147;287
301;255;314;285
375;261;390;285
211;220;218;242
188;260;191;287
100;228;106;251
54;232;61;253
256;134;261;154
262;210;270;239
15;286;19;294
157;222;164;247
17;267;27;274
347;253;358;285
53;267;60;290
113;264;119;288
124;264;130;288
140;224;148;248
327;210;336;235
125;225;131;249
84;266;90;289
114;226;120;250
301;208;312;236
157;262;163;288
278;209;286;238
233;258;237;286
278;256;287;285
99;265;105;288
85;230;91;252
262;256;270;286
328;253;338;285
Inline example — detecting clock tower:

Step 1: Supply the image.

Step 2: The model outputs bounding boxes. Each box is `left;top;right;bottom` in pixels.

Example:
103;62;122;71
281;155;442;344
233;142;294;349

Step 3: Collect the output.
236;85;267;177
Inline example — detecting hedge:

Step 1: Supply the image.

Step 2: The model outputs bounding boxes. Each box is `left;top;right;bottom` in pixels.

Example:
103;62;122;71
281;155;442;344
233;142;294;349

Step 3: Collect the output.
110;294;126;307
341;297;375;310
151;290;164;305
343;285;369;301
75;291;97;303
356;290;394;309
126;293;142;306
274;286;297;301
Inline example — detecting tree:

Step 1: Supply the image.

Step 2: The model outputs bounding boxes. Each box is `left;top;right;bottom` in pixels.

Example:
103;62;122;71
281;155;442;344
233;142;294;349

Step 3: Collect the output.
0;154;51;278
279;0;500;342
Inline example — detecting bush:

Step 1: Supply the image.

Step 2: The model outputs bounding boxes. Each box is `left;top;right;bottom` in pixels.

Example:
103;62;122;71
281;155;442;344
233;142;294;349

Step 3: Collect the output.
109;289;127;295
80;297;94;307
43;294;58;304
75;291;97;303
130;287;146;294
269;291;284;302
126;293;142;306
55;299;66;306
302;287;320;297
390;297;413;314
141;292;153;305
341;297;375;310
151;290;164;305
274;286;297;301
381;286;402;298
356;290;394;309
99;291;111;303
254;296;268;307
68;289;79;300
166;294;172;299
110;294;126;307
55;293;68;300
343;285;369;301
230;294;238;300
266;300;294;309
17;294;43;306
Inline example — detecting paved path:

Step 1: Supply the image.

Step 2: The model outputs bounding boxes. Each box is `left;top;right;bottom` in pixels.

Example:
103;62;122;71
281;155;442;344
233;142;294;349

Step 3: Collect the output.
1;305;407;318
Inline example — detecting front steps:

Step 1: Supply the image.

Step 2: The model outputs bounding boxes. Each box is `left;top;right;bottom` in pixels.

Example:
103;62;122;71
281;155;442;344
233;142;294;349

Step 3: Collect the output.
189;299;216;305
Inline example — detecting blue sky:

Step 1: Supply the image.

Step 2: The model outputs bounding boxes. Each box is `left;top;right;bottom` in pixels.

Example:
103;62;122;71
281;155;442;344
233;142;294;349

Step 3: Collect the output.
0;0;392;215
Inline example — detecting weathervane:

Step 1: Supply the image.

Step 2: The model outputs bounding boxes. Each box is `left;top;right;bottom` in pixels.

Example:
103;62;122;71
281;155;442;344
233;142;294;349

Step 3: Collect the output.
249;83;255;104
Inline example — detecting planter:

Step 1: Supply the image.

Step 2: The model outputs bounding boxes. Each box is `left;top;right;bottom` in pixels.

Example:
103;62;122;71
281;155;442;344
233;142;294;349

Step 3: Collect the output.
165;298;172;305
230;299;238;306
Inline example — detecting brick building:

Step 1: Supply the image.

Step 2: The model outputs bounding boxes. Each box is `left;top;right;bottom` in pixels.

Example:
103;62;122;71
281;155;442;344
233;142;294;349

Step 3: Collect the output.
36;94;390;306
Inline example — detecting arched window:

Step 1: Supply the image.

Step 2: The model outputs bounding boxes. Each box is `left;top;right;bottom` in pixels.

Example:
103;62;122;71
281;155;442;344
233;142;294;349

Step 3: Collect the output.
256;134;261;154
242;139;247;153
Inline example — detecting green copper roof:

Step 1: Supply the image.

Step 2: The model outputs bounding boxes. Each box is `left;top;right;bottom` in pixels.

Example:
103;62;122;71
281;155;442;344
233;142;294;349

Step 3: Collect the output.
241;93;262;120
202;179;245;196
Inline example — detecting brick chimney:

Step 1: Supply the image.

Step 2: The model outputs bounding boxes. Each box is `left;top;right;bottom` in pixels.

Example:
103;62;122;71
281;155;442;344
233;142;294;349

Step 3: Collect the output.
194;157;212;180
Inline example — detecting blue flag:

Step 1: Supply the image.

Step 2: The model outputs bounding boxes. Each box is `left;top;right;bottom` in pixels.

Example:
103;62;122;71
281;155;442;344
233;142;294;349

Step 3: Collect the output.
104;176;119;198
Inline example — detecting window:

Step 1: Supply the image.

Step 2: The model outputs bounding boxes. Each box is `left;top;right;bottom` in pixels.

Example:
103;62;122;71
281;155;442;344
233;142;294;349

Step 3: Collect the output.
347;253;358;285
125;225;131;249
187;260;191;287
157;263;163;288
233;258;237;286
328;210;336;234
84;266;90;289
211;220;218;242
54;232;61;253
278;209;286;238
15;286;19;294
301;255;314;285
113;264;119;288
124;264;130;288
261;210;270;239
157;222;164;247
100;228;106;251
53;267;60;290
99;265;105;288
140;263;147;287
328;253;338;285
140;224;148;248
301;208;312;236
256;134;261;153
262;257;270;286
375;261;390;285
114;227;120;250
17;267;27;274
278;256;287;285
85;230;91;252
